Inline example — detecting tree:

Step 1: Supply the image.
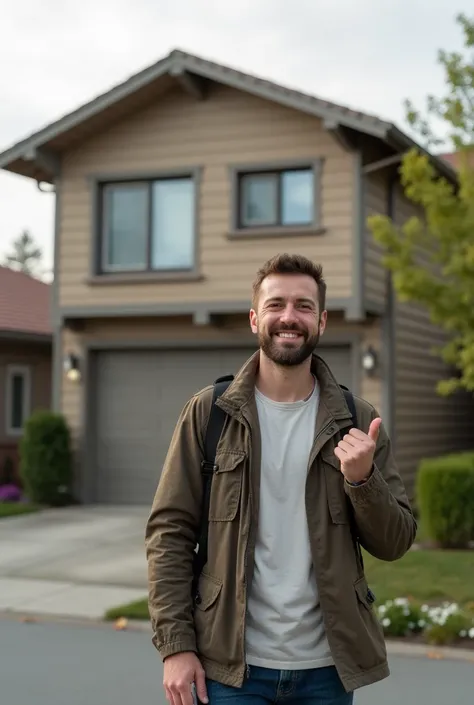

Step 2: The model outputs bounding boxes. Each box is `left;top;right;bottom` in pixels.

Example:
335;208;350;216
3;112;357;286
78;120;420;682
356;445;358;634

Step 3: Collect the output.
368;12;474;396
4;230;43;276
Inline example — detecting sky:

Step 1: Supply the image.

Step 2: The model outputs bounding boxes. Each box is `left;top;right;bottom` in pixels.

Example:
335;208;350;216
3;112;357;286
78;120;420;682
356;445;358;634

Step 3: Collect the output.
0;0;471;277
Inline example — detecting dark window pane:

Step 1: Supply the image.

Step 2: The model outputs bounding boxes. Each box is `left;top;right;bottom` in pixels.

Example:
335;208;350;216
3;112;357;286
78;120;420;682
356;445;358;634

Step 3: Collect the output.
103;184;148;270
11;374;25;430
151;178;195;270
240;174;278;227
282;169;314;225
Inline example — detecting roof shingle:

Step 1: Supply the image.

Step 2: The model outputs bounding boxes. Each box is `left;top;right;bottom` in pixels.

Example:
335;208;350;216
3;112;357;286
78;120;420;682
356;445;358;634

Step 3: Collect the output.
0;267;51;336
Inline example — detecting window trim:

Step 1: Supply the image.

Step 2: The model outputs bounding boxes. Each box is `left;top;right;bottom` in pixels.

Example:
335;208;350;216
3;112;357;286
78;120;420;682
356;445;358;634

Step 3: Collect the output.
5;365;31;437
229;158;324;237
89;167;202;281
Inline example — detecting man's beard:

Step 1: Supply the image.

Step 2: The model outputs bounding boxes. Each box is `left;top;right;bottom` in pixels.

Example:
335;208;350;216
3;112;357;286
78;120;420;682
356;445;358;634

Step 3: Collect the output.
258;322;320;367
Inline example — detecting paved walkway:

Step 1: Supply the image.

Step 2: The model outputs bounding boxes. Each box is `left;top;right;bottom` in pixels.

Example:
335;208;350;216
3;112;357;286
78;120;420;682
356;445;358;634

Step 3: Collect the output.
0;505;149;618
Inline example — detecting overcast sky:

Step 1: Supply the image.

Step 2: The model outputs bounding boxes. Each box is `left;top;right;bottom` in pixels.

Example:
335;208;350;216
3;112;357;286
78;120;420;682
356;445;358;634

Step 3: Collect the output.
0;0;470;275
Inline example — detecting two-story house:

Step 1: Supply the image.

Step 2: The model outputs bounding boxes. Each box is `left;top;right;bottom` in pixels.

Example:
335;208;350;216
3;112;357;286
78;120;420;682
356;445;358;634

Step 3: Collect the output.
0;49;471;505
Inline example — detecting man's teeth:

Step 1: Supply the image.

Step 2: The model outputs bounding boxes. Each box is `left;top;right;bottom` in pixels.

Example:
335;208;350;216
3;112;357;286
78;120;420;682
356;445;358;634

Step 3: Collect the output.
277;332;299;338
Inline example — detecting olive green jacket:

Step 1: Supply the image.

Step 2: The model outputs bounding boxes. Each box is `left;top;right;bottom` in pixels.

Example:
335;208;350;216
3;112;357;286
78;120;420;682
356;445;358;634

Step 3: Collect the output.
145;352;416;693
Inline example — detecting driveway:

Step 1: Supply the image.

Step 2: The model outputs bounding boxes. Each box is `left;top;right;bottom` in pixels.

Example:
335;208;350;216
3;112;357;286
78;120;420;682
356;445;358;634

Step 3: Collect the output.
0;505;150;618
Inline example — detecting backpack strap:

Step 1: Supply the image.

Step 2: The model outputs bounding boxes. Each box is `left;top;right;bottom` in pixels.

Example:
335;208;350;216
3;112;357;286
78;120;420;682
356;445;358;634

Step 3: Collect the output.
339;386;366;572
192;375;234;597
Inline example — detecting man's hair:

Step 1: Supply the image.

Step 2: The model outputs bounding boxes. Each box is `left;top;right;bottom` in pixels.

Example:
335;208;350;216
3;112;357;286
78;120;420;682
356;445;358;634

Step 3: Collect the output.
252;253;327;311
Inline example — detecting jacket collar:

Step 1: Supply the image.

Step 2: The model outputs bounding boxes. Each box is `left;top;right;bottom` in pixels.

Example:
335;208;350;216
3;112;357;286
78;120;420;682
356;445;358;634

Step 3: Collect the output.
216;350;353;425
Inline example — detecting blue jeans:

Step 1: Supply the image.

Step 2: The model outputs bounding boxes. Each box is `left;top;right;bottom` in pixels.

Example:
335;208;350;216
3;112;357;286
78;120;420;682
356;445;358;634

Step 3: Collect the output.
206;665;354;705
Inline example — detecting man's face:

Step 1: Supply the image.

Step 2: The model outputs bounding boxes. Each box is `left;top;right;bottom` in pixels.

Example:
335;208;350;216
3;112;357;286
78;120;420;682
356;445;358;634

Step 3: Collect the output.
249;273;327;366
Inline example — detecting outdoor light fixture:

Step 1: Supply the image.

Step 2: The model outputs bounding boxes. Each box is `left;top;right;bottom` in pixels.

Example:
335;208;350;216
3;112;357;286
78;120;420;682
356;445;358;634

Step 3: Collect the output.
361;345;378;376
64;352;81;382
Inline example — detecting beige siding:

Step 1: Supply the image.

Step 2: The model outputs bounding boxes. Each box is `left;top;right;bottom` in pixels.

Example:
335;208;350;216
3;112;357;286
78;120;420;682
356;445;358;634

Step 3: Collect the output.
364;171;388;310
393;187;474;494
59;83;354;308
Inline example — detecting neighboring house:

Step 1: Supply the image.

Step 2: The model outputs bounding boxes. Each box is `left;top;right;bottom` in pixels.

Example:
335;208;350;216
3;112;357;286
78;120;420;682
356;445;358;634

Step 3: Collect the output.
0;267;52;484
0;49;471;504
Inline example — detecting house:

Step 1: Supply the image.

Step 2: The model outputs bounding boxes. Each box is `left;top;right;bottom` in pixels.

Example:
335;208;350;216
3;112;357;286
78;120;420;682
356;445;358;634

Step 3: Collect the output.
0;49;471;505
0;267;52;484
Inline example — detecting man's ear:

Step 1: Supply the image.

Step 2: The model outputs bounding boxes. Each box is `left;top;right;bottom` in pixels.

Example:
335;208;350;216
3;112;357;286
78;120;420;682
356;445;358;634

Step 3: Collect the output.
249;309;258;335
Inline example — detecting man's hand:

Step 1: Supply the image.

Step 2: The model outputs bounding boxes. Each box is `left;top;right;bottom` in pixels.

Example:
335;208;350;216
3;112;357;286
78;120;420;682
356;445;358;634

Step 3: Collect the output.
163;652;208;705
334;417;382;484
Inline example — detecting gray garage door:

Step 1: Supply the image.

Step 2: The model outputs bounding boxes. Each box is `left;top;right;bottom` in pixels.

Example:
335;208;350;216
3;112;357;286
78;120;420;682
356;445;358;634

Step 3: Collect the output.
91;345;352;505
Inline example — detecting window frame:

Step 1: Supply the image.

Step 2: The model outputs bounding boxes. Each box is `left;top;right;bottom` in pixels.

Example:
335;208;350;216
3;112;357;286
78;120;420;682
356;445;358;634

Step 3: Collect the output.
5;365;31;437
229;159;324;237
90;168;202;281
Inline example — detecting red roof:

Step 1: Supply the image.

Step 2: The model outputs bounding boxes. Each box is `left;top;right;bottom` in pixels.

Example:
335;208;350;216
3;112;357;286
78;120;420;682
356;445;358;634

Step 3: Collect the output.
0;267;52;337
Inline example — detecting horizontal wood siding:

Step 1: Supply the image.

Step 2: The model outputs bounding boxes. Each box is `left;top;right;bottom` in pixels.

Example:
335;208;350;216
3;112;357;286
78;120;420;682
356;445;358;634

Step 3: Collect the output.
364;171;388;310
59;83;354;308
393;187;474;496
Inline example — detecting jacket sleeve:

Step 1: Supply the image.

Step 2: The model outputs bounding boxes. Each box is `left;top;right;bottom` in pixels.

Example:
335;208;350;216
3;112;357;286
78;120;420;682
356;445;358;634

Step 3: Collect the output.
145;390;210;660
344;405;417;562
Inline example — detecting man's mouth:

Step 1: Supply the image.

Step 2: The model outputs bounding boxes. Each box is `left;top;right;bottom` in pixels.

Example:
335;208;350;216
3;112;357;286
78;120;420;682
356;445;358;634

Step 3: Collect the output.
275;331;302;339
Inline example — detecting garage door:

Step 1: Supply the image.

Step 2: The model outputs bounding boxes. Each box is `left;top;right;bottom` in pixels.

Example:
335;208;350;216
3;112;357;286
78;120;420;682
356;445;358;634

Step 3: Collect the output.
91;345;352;505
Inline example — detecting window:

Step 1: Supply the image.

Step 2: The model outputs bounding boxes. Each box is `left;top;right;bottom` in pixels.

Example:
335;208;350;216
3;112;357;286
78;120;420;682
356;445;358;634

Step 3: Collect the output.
100;176;196;273
6;366;31;436
238;167;314;229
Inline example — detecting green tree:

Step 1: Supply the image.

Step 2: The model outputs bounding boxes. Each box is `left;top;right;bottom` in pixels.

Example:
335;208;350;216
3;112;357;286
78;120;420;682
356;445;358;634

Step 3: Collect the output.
368;12;474;395
4;229;43;276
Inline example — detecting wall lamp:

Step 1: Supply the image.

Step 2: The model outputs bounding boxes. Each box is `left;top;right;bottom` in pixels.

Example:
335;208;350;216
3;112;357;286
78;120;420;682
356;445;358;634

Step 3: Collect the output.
361;345;378;376
64;352;81;382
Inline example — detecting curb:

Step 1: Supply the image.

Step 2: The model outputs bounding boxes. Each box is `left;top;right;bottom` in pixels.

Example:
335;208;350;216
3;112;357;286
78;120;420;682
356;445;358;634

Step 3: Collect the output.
386;639;474;664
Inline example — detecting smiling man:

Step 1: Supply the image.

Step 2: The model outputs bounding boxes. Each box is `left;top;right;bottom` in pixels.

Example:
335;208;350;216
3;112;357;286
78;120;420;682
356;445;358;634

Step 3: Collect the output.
145;253;416;705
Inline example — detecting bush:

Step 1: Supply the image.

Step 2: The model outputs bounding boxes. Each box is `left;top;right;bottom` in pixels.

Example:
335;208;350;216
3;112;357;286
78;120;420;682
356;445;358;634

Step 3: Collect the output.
377;598;427;637
416;452;474;548
20;411;73;506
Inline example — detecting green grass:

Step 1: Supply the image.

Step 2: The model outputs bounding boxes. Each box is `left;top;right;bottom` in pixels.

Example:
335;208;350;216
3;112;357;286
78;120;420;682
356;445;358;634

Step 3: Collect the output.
0;502;41;519
105;598;149;622
364;548;474;606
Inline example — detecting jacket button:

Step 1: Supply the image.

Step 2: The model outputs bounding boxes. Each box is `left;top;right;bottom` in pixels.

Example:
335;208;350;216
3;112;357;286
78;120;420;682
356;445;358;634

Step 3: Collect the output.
327;426;335;434
195;593;202;605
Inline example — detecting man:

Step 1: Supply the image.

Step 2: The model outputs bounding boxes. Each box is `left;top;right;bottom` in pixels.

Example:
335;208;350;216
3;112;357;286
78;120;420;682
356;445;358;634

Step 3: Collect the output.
145;253;416;705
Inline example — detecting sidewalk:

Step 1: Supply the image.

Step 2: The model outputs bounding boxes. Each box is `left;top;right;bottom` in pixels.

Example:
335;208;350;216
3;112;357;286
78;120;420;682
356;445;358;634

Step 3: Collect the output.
0;576;145;620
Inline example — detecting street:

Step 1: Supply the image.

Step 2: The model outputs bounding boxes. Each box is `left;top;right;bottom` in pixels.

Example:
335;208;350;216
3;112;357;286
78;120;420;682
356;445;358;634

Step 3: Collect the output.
1;618;472;705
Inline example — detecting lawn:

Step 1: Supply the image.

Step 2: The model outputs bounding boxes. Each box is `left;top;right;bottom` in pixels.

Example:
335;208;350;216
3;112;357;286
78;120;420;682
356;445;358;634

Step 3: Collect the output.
104;544;474;622
0;502;40;519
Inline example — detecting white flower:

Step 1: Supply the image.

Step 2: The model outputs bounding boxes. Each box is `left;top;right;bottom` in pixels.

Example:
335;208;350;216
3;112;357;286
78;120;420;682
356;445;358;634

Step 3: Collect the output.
418;620;426;628
421;605;429;613
382;618;391;628
469;628;474;639
378;605;387;615
403;608;410;616
460;630;467;638
395;598;408;607
408;622;415;630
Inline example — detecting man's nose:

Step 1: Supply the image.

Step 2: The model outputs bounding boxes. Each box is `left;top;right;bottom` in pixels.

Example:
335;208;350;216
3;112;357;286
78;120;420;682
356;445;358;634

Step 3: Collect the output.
279;305;298;324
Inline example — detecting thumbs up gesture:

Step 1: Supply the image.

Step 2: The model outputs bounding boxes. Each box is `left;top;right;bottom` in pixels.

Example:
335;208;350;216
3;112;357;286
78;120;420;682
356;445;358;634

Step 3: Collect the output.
334;417;382;485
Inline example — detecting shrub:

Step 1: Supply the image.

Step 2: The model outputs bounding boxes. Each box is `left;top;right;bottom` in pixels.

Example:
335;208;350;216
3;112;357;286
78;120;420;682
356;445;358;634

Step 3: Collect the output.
416;452;474;548
377;598;427;637
20;411;73;506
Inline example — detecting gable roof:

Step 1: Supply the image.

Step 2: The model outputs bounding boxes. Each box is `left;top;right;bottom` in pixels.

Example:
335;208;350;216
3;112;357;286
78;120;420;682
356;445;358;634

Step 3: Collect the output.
0;48;456;184
0;267;52;338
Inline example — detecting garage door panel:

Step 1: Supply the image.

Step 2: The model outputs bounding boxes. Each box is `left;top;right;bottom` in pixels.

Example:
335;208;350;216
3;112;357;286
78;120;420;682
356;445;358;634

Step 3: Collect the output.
91;345;352;505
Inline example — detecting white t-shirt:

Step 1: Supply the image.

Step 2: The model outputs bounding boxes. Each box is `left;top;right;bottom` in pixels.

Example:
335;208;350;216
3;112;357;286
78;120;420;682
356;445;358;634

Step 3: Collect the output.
245;380;333;670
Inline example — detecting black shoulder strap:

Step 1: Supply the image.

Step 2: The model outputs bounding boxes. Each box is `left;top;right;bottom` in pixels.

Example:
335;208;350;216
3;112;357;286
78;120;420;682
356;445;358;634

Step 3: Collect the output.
340;385;358;428
192;375;234;595
339;385;365;570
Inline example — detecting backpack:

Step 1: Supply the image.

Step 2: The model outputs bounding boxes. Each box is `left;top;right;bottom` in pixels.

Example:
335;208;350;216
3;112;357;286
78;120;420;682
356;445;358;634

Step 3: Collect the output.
191;375;363;596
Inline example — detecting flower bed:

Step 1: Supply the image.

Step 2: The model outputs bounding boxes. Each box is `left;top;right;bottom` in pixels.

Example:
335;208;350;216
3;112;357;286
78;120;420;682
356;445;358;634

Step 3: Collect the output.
377;597;474;648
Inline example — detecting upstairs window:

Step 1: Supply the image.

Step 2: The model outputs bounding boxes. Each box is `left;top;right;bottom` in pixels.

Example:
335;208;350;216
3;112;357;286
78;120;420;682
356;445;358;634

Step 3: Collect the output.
100;176;196;273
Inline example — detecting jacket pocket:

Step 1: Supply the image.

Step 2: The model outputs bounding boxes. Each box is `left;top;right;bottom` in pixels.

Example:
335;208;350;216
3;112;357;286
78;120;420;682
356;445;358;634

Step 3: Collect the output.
208;450;245;522
351;575;386;668
195;572;223;611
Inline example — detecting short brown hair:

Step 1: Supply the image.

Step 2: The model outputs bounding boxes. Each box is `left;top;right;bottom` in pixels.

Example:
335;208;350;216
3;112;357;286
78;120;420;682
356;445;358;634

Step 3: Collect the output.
252;253;327;311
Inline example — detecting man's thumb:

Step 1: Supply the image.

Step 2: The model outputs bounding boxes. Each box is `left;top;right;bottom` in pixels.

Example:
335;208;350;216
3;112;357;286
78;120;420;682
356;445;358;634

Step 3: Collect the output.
195;668;208;704
368;417;382;442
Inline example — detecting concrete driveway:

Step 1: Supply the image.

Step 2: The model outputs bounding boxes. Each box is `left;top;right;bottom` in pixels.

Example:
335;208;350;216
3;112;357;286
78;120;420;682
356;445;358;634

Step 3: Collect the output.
0;505;150;619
